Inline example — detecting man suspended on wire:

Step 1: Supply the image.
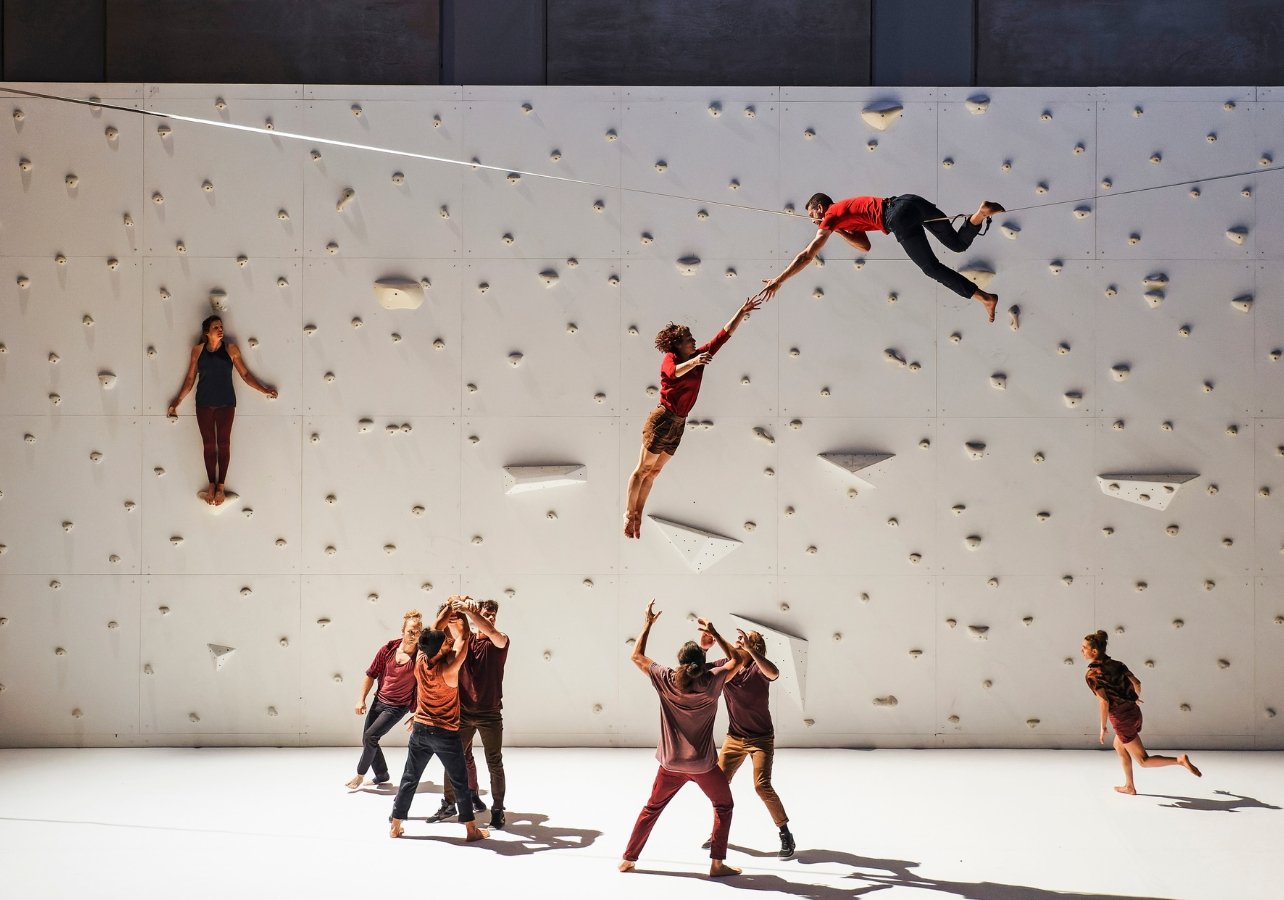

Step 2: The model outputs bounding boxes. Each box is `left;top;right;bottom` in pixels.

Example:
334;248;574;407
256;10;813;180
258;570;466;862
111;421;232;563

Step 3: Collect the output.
760;194;1005;321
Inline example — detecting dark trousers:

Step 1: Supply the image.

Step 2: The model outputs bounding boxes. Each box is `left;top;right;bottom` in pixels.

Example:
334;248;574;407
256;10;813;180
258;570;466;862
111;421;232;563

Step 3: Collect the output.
623;765;733;861
390;722;475;823
356;699;411;780
443;710;505;809
195;405;235;484
884;194;983;299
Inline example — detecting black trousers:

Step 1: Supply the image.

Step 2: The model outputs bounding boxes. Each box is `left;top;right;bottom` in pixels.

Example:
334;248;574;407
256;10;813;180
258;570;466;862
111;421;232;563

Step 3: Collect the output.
391;722;475;822
356;698;411;780
883;194;983;299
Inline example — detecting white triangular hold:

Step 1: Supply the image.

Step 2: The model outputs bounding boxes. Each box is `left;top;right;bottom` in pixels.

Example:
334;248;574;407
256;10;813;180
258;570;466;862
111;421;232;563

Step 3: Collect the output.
501;464;588;494
208;644;236;671
373;278;424;310
960;265;995;289
861;102;903;131
729;615;809;710
819;452;895;490
648;516;741;573
1097;473;1198;511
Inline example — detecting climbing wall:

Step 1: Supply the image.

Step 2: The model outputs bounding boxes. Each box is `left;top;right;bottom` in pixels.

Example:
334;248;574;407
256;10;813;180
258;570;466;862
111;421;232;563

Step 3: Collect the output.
1;83;1282;750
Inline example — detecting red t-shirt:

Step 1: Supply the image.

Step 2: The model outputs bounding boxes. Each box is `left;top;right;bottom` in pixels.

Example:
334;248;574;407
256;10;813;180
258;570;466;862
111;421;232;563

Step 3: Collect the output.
366;639;419;707
658;328;730;418
647;662;730;773
819;195;888;236
712;658;774;739
459;634;509;713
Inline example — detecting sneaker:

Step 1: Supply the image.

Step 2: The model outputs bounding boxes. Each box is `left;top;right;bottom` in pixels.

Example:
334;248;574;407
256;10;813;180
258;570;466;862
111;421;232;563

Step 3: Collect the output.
490;807;505;829
472;795;487;813
370;774;391;785
778;829;796;859
426;799;455;823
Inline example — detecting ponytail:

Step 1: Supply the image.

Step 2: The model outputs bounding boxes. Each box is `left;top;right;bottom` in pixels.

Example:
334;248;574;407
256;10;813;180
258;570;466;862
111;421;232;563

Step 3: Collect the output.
674;640;707;692
1084;629;1109;658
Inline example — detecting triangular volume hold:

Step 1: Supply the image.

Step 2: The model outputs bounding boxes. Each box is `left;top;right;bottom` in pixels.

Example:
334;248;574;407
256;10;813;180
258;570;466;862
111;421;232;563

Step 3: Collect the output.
207;644;236;671
1096;473;1198;511
648;516;741;573
819;452;895;490
502;464;588;494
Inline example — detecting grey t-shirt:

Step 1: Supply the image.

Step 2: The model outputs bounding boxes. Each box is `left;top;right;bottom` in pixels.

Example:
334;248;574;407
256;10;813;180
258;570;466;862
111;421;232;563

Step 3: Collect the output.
647;662;730;773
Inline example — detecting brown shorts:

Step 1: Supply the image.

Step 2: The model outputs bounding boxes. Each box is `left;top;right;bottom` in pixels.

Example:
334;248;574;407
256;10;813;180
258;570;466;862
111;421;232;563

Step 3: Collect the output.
1110;701;1143;744
643;405;686;456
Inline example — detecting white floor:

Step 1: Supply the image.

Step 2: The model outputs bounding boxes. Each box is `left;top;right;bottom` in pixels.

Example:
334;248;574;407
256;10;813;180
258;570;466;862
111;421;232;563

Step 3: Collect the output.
0;747;1279;899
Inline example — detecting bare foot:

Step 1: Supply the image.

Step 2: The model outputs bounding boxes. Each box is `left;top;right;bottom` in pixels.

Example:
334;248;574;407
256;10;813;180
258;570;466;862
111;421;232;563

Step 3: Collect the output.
214;485;226;506
389;818;404;838
709;861;742;878
976;292;998;323
618;860;636;873
205;484;217;505
345;774;364;789
624;511;639;539
1114;785;1137;795
971;200;1006;225
464;823;489;842
1180;754;1202;777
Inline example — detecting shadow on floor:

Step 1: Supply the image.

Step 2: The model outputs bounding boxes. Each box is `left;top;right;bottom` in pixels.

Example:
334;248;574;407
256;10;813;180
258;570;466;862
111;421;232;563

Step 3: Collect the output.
395;810;601;856
1146;789;1281;813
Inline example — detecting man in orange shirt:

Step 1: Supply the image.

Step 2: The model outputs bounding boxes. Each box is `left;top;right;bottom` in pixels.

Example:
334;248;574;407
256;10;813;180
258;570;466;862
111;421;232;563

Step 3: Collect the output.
762;194;1005;322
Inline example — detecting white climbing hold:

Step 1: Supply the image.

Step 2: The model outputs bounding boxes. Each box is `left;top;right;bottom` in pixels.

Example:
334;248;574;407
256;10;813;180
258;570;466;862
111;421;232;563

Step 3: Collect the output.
990;373;1007;391
960;266;995;289
648;516;741;573
818;452;894;491
1097;473;1198;510
1144;290;1164;308
502;464;588;494
373;278;424;310
208;644;236;671
1064;392;1083;408
964;442;986;460
883;348;907;367
964;535;982;550
1230;296;1253;313
967;625;989;639
676;257;701;275
1111;364;1131;382
860;102;903;131
1226;227;1247;245
964;95;989;114
98;372;116;389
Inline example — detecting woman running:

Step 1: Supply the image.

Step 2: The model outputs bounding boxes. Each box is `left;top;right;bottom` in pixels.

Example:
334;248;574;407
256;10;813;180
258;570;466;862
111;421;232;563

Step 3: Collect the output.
1082;629;1202;794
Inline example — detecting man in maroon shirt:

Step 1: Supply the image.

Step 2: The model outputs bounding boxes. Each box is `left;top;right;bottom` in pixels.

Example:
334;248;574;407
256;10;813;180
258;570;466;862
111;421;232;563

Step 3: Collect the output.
701;627;793;857
624;294;761;539
762;193;1005;322
427;597;510;829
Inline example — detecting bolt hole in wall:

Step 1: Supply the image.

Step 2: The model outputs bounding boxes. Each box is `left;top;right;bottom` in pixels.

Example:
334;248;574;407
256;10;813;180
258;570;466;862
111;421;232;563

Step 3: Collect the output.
0;82;1282;750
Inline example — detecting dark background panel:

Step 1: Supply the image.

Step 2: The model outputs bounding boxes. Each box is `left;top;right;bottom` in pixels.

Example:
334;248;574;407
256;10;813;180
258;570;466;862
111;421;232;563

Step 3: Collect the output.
3;0;106;82
443;0;545;85
873;0;972;86
104;0;440;84
978;0;1284;86
546;0;872;86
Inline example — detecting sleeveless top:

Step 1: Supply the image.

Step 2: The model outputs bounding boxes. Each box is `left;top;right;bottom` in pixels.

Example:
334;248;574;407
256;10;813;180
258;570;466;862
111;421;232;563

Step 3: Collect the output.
195;343;236;408
413;654;461;730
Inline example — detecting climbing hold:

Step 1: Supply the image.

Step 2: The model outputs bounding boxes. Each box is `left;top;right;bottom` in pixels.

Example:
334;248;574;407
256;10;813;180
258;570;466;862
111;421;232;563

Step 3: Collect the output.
676;257;701;275
990;373;1007;391
860;102;903;131
964;442;986;460
1111;364;1131;382
1230;296;1253;313
873;695;899;707
1063;392;1082;408
1226;227;1248;245
1008;305;1020;331
967;625;989;639
960;266;995;289
964;95;989;114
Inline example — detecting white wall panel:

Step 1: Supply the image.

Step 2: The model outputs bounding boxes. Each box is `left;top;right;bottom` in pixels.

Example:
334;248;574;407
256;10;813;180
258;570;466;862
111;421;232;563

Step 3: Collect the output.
139;575;301;737
2;83;1281;749
0;576;140;739
0;257;142;416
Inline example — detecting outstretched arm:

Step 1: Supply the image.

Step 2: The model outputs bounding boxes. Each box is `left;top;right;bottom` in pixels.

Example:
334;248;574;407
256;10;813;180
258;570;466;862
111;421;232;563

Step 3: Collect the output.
630;600;662;673
698;618;741;677
761;229;831;300
228;344;278;399
723;295;763;336
670;354;713;378
734;629;780;680
168;345;201;416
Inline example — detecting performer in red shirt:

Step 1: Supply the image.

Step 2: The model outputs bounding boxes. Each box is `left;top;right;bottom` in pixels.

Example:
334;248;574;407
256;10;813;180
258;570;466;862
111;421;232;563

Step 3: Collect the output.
624;295;761;539
761;193;1005;322
619;601;743;878
345;608;423;789
1082;629;1201;795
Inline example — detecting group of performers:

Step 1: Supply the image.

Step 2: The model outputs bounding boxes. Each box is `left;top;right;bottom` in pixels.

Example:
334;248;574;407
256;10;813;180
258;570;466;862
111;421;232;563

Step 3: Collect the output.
166;189;1205;874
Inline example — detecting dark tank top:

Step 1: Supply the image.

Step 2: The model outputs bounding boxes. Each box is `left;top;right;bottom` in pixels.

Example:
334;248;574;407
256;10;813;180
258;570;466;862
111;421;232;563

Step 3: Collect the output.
195;343;236;408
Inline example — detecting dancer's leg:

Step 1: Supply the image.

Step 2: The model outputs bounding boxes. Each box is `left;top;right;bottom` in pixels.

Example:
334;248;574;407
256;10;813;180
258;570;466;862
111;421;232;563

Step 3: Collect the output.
689;767;739;877
432;726;488;841
389;724;434;835
195;407;218;502
213;407;234;503
1124;736;1199;776
355;700;407;783
625;446;673;536
748;739;788;827
476;712;506;812
887;197;998;321
621;767;688;869
1113;734;1136;794
717;734;749;781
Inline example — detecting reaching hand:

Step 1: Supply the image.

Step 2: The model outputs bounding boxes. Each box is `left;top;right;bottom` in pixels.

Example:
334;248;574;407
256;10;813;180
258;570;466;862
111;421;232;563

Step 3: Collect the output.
734;627;749;647
643;599;662;626
696;617;718;637
265;388;278;400
694;352;714;367
739;295;764;318
758;281;781;302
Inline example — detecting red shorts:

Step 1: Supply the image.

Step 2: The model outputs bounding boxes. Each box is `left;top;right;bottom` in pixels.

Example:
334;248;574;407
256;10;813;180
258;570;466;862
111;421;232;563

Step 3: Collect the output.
1109;701;1143;744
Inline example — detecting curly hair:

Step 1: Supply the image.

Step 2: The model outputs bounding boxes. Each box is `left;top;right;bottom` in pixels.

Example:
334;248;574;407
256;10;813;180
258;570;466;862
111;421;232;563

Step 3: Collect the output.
654;322;692;354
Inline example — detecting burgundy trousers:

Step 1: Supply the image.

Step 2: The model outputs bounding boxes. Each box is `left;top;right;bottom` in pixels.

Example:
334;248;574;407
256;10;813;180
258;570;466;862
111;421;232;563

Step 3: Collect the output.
195;405;234;484
623;765;733;862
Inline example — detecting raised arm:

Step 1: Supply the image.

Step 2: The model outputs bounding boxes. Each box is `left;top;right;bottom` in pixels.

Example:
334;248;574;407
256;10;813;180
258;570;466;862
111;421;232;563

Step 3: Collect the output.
723;295;763;337
697;618;741;677
228;344;278;399
460;599;508;649
760;229;831;301
630;600;662;673
167;344;202;417
735;629;780;681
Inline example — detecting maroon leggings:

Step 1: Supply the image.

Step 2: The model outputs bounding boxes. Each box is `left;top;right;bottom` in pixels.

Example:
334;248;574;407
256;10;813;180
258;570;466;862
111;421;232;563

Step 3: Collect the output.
623;765;733;862
195;406;235;484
